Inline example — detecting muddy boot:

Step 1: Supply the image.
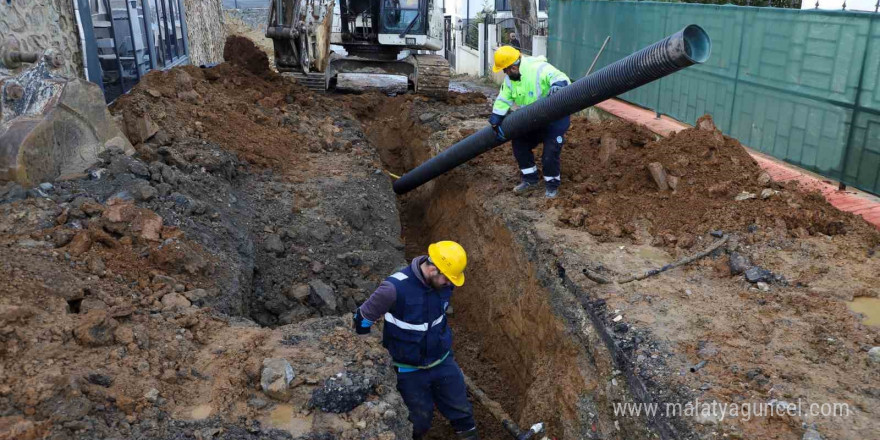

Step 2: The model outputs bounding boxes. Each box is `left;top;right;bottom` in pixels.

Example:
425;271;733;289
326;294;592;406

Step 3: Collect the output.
513;180;538;195
545;187;558;199
456;427;479;439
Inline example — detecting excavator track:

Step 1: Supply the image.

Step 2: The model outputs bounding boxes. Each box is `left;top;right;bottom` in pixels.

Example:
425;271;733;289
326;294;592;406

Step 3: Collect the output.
413;54;451;99
282;71;326;93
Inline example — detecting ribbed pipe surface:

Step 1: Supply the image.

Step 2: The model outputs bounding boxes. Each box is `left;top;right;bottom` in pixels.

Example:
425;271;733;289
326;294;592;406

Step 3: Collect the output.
392;25;711;195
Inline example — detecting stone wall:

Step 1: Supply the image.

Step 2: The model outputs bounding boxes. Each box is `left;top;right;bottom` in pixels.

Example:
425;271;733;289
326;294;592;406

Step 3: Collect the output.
0;0;83;78
184;0;228;66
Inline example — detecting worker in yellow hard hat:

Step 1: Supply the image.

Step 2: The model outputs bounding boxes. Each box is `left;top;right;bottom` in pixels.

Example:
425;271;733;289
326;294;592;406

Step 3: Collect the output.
490;45;572;198
353;241;476;439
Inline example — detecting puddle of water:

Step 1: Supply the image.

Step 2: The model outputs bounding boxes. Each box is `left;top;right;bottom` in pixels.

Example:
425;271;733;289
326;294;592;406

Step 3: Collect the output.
190;404;213;419
263;404;312;436
634;246;670;263
269;404;294;426
847;297;880;326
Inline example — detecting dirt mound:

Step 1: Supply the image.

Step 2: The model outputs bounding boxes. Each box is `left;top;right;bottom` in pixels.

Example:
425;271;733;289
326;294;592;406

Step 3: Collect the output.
444;91;488;105
112;62;360;180
545;115;880;248
223;35;271;76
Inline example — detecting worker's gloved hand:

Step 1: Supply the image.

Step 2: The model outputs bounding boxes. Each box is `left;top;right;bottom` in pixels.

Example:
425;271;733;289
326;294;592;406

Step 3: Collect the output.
549;80;569;96
488;113;507;142
352;308;373;335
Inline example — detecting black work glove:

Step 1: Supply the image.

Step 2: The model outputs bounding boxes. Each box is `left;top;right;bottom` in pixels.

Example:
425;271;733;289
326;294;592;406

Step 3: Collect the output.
353;308;372;334
549;80;569;96
488;113;507;142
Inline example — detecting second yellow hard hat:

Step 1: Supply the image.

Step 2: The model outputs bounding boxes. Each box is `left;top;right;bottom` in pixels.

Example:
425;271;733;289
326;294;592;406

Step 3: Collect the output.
428;241;467;287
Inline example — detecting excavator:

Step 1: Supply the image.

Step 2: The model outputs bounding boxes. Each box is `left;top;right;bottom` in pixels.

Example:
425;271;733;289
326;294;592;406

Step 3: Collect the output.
266;0;450;97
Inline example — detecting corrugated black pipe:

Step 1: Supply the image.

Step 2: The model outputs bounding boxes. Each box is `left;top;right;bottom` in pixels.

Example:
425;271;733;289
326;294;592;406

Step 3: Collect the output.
392;25;712;195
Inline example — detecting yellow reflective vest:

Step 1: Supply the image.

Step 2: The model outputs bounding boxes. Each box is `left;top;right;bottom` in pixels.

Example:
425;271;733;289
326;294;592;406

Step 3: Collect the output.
492;56;571;116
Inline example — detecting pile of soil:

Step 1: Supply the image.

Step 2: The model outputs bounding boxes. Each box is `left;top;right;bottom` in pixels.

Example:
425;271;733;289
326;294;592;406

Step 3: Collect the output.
544;115;880;248
223;35;271;76
444;91;489;106
113;37;362;180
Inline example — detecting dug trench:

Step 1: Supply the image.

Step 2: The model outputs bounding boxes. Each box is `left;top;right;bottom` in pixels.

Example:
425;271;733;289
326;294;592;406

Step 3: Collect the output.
359;92;880;440
358;96;653;440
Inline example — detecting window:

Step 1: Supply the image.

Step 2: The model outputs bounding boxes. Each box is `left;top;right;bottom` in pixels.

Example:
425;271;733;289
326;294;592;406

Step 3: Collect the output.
149;0;187;67
380;0;425;35
90;0;153;101
82;0;188;102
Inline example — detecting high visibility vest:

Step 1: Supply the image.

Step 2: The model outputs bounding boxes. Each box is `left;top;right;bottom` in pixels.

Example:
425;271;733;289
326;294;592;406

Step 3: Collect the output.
492;56;571;116
382;265;453;367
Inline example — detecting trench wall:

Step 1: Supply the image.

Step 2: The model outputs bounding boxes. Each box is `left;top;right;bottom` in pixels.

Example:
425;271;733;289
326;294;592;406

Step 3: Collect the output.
401;175;652;439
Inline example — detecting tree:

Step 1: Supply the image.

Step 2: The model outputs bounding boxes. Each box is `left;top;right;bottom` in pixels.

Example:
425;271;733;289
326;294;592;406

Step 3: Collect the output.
509;0;537;51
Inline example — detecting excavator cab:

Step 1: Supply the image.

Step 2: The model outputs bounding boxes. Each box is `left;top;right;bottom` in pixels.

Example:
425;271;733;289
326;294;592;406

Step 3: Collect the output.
379;0;425;38
268;0;449;97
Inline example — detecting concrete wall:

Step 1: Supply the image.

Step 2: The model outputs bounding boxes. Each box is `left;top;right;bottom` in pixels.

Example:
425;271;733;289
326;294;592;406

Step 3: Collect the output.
183;0;228;66
0;0;83;78
532;35;546;58
456;45;481;76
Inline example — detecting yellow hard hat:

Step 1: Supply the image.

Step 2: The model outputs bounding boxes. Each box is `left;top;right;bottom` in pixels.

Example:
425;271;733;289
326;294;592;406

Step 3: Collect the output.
492;46;521;73
427;241;467;287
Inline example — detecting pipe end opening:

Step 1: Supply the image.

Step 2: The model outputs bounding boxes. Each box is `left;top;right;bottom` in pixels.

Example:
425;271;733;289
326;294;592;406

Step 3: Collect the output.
682;25;711;64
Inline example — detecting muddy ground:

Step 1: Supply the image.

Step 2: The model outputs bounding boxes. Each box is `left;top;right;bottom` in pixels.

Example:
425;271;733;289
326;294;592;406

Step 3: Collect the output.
2;33;880;440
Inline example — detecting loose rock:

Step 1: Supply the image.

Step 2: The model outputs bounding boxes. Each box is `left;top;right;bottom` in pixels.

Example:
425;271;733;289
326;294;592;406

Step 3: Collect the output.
308;371;371;413
646;162;669;191
745;266;773;283
308;280;337;314
161;293;192;309
261;358;296;401
264;234;285;255
728;252;749;275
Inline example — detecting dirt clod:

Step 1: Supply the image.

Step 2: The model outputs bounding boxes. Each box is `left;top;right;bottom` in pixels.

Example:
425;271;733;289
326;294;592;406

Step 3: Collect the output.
223;35;270;76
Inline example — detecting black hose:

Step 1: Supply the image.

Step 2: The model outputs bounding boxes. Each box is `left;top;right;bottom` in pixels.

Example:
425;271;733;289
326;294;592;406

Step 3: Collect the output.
392;25;711;195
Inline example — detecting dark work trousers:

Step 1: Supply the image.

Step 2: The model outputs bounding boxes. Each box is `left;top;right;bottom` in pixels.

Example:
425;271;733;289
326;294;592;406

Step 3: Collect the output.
395;355;475;439
511;115;571;189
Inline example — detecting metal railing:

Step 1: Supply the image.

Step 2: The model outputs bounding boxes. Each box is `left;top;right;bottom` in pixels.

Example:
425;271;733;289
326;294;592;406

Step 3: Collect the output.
462;18;481;50
495;16;539;54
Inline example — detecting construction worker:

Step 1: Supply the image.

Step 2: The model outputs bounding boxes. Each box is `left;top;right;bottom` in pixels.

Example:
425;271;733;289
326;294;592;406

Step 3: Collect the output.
353;241;477;440
489;45;571;198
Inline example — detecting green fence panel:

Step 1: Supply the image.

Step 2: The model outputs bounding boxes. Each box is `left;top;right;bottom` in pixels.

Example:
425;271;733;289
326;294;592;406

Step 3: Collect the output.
548;0;880;195
730;82;853;176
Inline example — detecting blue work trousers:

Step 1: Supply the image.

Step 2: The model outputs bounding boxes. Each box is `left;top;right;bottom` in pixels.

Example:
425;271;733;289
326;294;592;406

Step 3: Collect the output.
395;355;475;439
512;115;571;189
